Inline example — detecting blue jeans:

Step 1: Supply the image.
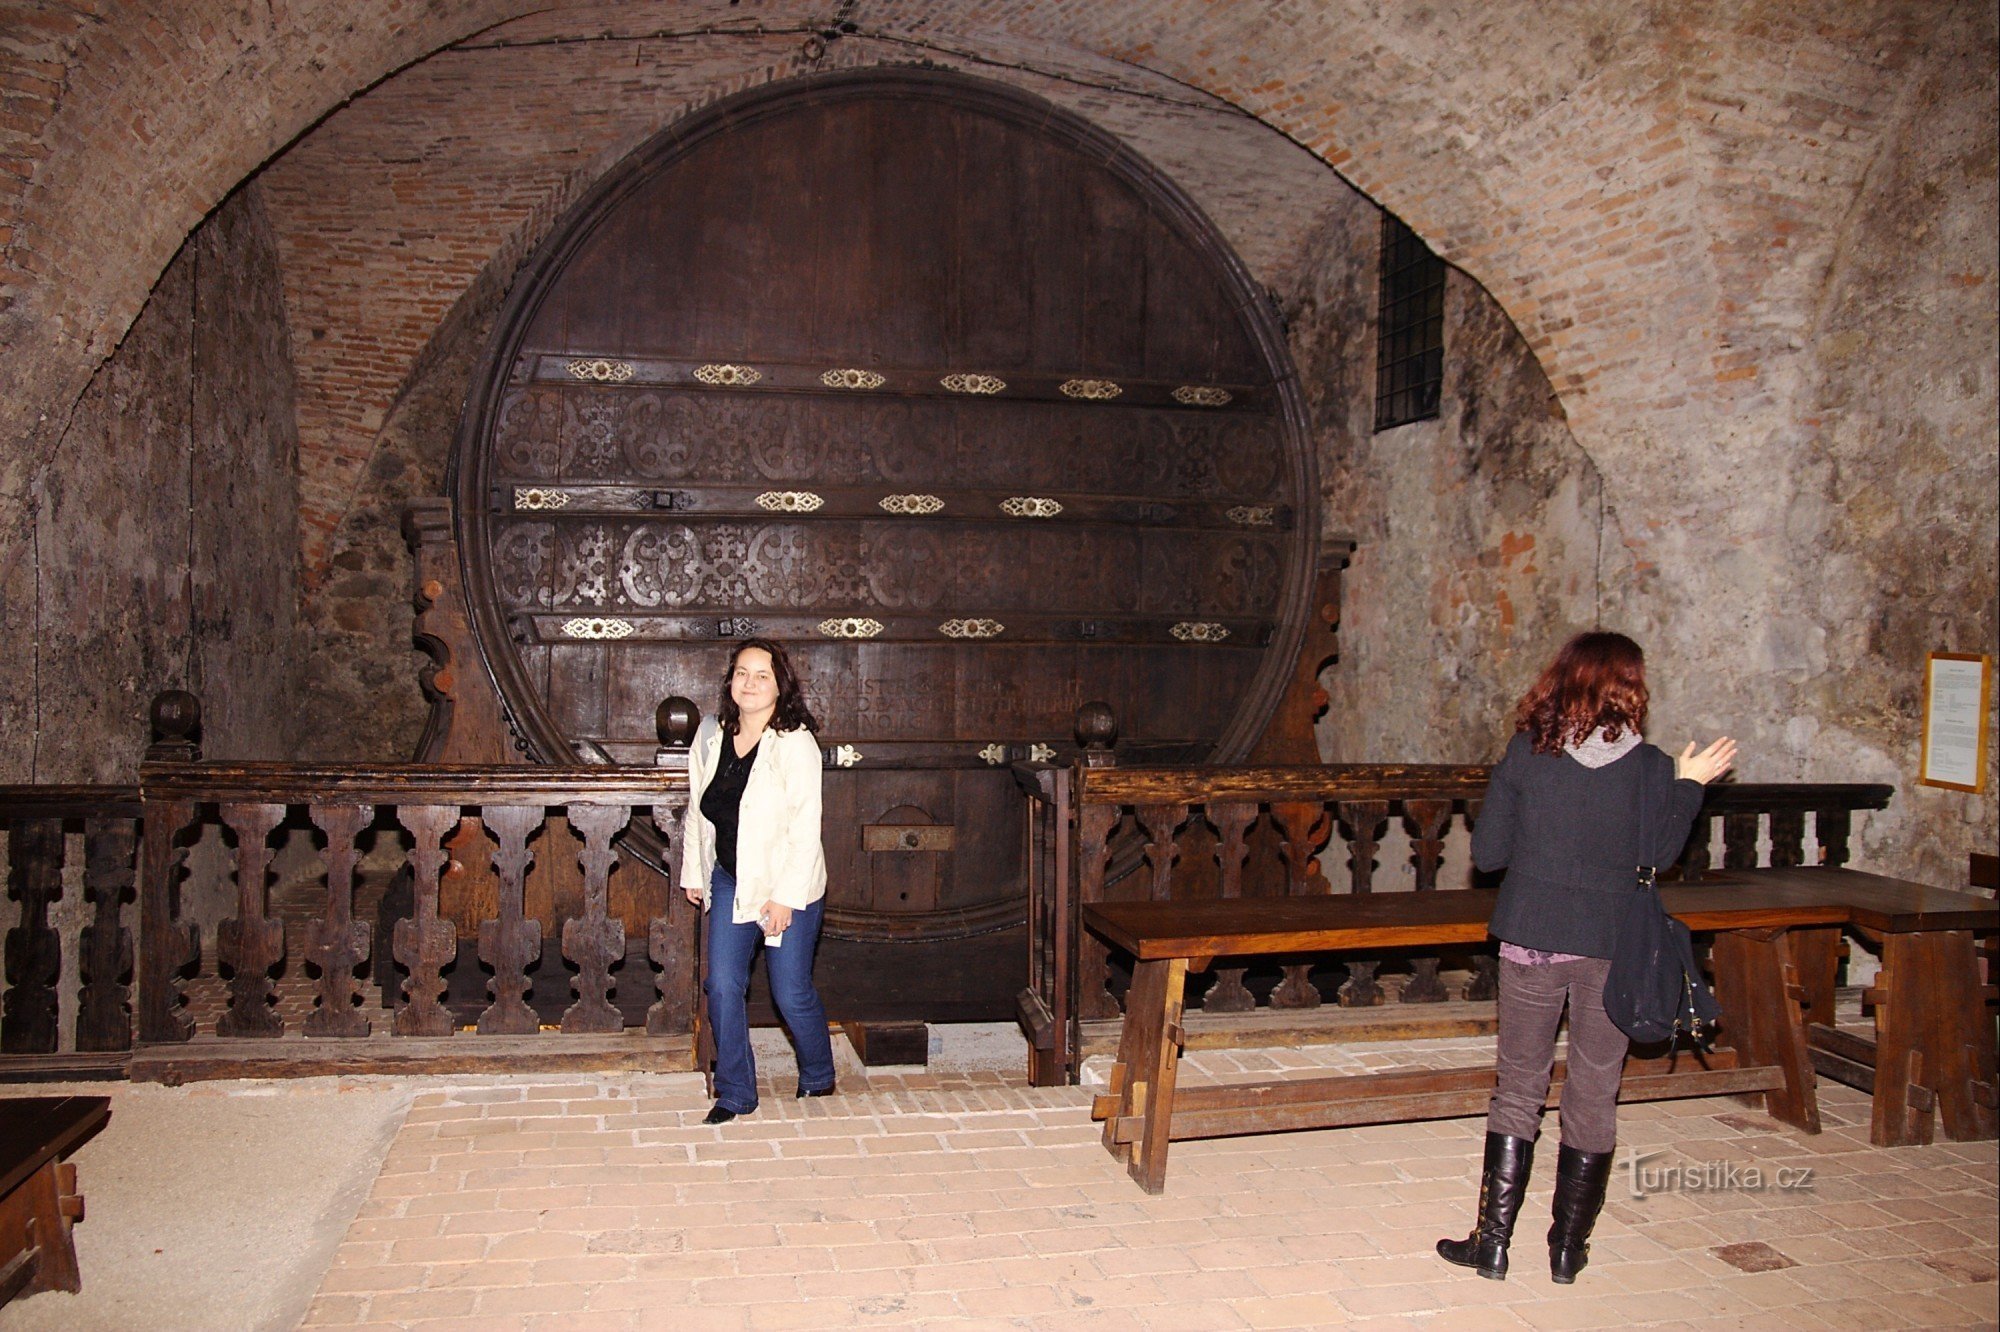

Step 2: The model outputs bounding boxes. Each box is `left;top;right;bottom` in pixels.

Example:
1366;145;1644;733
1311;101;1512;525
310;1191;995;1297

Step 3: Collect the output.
703;866;835;1112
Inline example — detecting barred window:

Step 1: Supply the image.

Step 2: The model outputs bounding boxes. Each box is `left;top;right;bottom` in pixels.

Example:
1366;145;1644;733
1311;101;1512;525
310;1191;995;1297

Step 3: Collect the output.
1374;214;1446;431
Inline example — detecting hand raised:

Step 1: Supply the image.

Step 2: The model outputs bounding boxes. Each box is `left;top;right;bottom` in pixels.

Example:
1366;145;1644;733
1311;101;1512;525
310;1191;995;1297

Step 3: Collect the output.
1676;736;1738;785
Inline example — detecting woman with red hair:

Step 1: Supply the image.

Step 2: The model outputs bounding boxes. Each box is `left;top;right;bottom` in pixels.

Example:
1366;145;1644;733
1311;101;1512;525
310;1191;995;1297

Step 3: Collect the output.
1437;631;1736;1283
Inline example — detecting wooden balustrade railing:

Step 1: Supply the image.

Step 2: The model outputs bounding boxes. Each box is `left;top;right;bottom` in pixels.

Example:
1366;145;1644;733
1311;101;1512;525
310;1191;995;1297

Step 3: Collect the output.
0;786;143;1061
1016;704;1895;1086
1;690;705;1077
135;762;696;1051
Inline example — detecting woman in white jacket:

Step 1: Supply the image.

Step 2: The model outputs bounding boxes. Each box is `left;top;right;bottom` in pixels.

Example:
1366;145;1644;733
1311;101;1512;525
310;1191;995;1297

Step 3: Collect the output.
680;639;833;1124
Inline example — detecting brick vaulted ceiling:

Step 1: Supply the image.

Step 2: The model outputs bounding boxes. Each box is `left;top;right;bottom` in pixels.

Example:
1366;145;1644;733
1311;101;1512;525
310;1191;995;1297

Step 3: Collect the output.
0;0;1980;582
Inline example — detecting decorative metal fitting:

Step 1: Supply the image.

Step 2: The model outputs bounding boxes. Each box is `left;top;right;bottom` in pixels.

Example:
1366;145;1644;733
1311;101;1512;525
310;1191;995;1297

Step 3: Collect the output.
1170;622;1231;643
818;617;884;639
515;487;572;511
756;491;825;512
1060;378;1122;401
879;494;944;515
1000;496;1063;519
1029;743;1056;763
940;373;1006;395
694;363;764;387
567;358;634;382
978;743;1008;766
562;617;636;640
939;618;1004;639
1226;505;1276;527
821;368;886;390
1172;385;1232;407
833;744;862;768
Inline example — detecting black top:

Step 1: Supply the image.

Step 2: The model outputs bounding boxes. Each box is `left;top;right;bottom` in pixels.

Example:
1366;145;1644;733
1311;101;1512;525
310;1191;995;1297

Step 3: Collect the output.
699;735;760;877
1472;730;1705;958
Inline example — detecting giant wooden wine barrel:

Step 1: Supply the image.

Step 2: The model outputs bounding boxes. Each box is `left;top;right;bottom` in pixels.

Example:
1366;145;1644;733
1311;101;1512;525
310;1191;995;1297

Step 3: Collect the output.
453;68;1317;1021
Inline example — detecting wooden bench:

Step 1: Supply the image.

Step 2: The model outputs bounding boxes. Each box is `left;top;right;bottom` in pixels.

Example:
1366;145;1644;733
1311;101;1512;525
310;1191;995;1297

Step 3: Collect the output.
0;1096;110;1307
1085;868;1997;1193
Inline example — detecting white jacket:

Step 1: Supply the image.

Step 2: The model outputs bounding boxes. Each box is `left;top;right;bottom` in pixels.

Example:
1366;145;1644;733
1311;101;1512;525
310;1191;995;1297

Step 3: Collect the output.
679;717;827;923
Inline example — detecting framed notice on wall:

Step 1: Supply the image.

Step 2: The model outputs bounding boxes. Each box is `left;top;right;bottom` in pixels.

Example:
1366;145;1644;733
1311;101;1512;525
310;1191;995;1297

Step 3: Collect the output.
1920;652;1992;792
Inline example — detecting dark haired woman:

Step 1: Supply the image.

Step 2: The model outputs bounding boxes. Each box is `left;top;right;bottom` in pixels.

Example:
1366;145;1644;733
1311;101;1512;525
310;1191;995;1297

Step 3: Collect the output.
1438;631;1736;1282
681;639;835;1124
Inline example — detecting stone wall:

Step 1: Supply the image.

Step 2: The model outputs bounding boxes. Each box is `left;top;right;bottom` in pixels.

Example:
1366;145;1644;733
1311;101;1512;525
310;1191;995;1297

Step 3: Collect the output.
1294;201;1606;766
0;181;302;780
0;3;1992;888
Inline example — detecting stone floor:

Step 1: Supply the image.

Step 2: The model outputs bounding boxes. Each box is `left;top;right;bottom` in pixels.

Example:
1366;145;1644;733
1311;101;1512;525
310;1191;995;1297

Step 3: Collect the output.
7;1025;1997;1331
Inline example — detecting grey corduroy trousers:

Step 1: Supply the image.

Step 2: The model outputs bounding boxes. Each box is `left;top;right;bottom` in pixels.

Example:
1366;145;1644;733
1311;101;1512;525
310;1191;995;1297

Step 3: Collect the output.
1486;955;1629;1154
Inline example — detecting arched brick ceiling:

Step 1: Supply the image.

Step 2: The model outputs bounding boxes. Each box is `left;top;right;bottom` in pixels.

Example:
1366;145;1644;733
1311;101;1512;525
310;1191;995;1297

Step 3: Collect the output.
0;0;1946;522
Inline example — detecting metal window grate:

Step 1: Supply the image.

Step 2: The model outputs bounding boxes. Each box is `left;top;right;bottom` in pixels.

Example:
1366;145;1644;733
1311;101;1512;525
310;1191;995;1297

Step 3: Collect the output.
1374;214;1446;431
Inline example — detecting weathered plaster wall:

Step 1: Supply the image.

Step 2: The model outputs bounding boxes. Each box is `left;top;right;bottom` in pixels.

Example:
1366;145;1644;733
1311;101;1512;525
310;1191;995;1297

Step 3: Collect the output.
1783;4;1998;886
1291;200;1607;766
0;181;302;780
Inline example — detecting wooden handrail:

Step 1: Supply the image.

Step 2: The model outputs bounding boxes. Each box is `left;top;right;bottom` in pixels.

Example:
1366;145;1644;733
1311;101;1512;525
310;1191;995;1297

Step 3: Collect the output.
138;762;687;805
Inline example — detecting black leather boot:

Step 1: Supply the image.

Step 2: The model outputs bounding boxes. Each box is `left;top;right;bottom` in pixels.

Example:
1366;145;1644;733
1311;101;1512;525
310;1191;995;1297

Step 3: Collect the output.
1436;1132;1535;1279
1547;1143;1616;1283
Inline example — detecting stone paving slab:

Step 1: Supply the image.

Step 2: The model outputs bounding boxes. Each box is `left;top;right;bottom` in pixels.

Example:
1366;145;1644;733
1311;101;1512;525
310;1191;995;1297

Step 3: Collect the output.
292;1032;1999;1331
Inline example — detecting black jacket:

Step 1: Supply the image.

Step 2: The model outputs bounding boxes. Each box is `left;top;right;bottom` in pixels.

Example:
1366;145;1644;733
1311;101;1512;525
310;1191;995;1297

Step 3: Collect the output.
1472;731;1705;958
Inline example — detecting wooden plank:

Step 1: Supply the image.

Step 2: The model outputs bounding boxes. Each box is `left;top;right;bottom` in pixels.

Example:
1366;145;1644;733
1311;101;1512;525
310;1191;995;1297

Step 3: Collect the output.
127;1034;696;1084
1809;1046;1877;1094
140;762;689;806
0;1053;129;1082
1103;1065;1787;1142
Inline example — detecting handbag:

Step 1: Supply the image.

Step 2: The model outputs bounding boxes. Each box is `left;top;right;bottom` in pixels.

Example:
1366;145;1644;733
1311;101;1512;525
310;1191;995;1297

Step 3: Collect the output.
1602;773;1722;1044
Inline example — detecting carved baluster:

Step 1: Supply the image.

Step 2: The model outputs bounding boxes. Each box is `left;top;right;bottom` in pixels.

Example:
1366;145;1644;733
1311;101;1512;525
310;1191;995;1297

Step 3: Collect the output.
1768;810;1805;869
393;804;460;1037
1722;810;1761;869
77;817;136;1052
1335;799;1389;1006
1675;811;1713;881
138;799;201;1043
304;804;372;1037
1201;800;1258;1013
2;818;63;1053
1075;803;1120;1021
648;800;695;1036
1815;808;1853;867
478;805;543;1035
1400;799;1452;1003
1462;797;1497;1001
1136;804;1186;901
1268;801;1333;1008
562;803;629;1033
216;803;286;1038
648;693;701;1034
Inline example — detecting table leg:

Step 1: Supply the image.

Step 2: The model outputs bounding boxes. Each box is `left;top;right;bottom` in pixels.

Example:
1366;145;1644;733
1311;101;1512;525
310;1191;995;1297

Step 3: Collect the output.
0;1160;84;1305
1876;931;1997;1145
1100;957;1189;1194
1709;929;1820;1134
1788;926;1842;1029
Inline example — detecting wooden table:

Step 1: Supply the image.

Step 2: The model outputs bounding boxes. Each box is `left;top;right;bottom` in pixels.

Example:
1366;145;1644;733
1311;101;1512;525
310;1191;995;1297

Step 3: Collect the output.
0;1096;110;1306
1085;868;1996;1193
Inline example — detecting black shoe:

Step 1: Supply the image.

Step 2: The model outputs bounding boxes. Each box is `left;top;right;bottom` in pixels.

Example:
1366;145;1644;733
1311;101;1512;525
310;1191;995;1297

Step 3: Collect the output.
796;1083;836;1099
1548;1143;1617;1283
702;1103;740;1125
1436;1132;1536;1280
